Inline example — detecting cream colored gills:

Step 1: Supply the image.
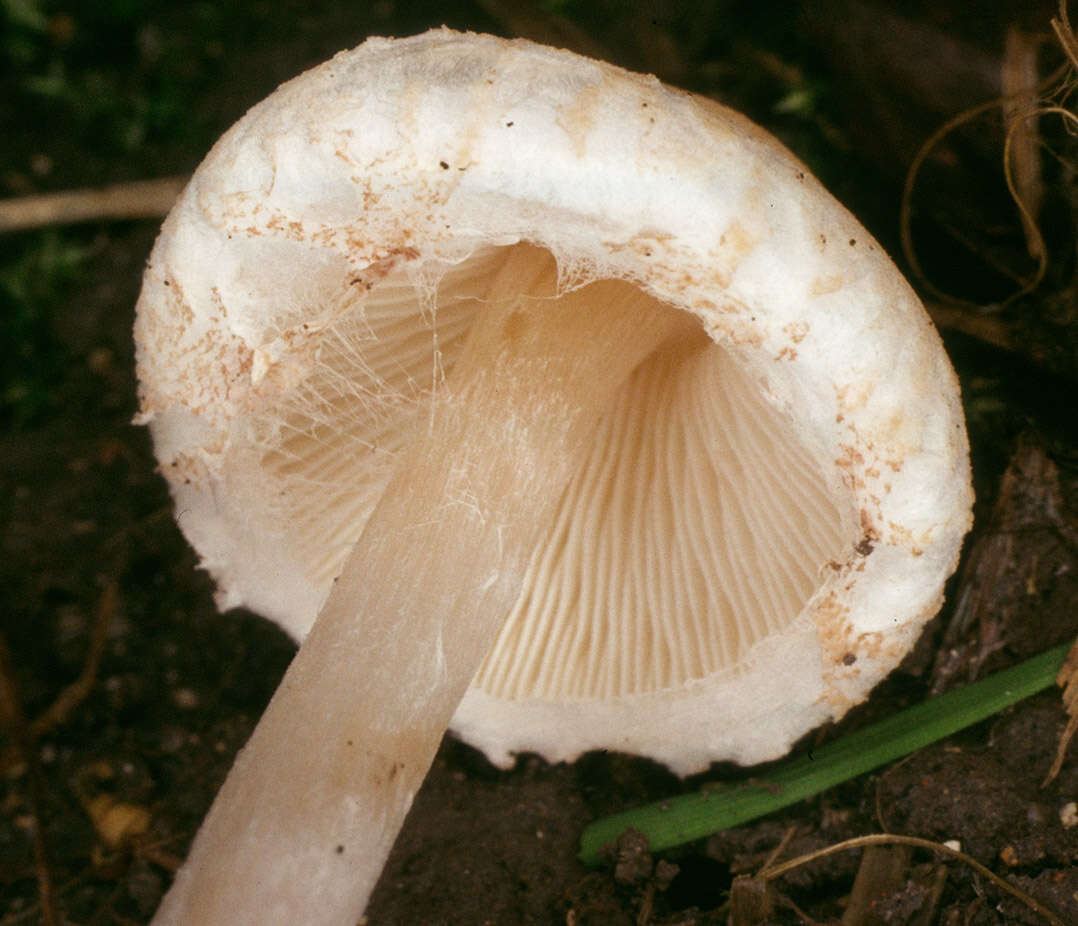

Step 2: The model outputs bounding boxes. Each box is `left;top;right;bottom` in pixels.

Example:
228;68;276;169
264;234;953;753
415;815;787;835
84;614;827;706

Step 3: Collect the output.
253;239;850;703
475;328;849;701
259;239;848;701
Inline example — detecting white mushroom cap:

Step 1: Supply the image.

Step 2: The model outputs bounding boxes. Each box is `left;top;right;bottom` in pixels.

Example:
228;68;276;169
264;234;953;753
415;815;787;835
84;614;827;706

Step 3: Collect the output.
135;29;972;777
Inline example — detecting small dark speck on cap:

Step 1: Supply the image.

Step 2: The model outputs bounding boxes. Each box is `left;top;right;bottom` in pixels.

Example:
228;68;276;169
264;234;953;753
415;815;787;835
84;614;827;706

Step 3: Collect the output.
842;652;857;666
439;160;449;169
335;845;345;854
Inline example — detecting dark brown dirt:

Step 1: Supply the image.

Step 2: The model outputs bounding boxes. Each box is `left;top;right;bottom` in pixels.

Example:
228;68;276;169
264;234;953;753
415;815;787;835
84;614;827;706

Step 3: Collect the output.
3;2;1078;925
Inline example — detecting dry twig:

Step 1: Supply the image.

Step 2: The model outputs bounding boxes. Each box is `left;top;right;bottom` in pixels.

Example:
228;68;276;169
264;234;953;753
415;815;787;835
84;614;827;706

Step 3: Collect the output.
0;177;185;233
761;834;1066;926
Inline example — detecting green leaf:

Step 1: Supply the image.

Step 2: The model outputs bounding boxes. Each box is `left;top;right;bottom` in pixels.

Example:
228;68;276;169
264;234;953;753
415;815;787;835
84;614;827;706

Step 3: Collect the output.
579;643;1070;865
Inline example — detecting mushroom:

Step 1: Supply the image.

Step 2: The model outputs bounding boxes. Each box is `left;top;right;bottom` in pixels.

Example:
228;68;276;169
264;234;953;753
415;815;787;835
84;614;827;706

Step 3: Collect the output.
134;29;973;925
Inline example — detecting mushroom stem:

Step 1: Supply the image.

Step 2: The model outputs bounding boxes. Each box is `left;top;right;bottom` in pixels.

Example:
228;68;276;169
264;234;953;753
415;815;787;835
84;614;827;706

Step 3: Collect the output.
151;245;690;925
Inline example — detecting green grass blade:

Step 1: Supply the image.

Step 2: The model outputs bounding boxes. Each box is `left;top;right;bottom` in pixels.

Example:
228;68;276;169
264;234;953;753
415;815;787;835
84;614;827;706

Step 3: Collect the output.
579;643;1070;865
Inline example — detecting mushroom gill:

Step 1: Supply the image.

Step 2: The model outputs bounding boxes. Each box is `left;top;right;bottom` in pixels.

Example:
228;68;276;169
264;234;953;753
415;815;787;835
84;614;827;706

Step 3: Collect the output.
478;330;850;700
241;241;850;698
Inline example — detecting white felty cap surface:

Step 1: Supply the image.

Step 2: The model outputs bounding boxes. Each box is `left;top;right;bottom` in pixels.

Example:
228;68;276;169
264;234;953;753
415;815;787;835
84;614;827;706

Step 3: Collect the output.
135;29;972;775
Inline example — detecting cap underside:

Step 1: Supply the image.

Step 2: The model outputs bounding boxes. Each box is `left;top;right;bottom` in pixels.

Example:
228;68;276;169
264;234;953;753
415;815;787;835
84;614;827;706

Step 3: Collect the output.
243;243;851;701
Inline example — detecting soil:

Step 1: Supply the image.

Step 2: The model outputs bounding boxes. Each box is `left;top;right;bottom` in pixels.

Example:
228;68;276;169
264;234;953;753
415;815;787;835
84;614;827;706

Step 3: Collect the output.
3;2;1078;924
